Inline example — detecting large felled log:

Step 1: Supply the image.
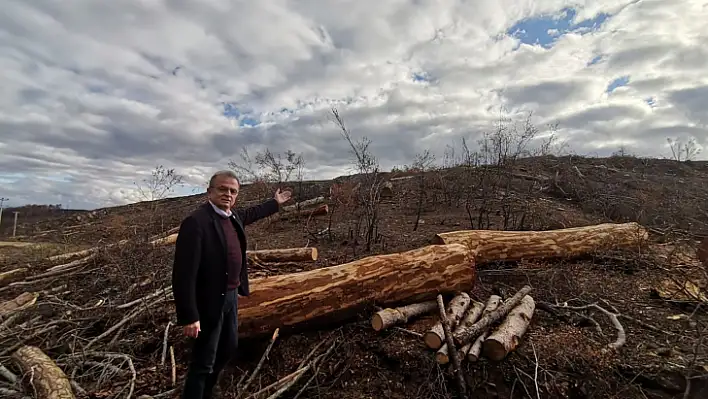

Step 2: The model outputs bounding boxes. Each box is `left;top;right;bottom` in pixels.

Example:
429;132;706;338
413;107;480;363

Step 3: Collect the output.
483;294;535;361
247;247;319;263
237;244;476;338
432;222;648;263
282;196;326;212
11;345;75;399
423;292;471;349
371;300;437;331
452;285;532;346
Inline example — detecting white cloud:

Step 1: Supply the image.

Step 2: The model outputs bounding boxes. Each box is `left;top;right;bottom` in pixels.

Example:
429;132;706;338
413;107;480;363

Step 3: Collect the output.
0;0;706;209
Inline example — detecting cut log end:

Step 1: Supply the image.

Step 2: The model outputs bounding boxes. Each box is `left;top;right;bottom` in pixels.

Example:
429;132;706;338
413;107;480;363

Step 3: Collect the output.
424;331;443;349
371;310;393;331
370;300;437;331
482;295;536;361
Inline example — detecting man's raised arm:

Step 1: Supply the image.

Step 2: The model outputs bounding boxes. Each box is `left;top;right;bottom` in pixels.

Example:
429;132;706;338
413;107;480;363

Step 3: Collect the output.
236;188;292;225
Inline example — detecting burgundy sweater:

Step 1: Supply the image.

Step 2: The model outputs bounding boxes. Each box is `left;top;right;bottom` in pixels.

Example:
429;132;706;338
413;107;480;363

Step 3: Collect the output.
218;216;243;289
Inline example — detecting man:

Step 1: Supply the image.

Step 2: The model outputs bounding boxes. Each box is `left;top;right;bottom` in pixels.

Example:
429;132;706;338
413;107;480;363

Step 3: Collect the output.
172;170;292;399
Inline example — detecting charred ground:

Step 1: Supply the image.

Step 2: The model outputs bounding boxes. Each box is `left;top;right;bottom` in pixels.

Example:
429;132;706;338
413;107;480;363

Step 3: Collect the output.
1;153;708;399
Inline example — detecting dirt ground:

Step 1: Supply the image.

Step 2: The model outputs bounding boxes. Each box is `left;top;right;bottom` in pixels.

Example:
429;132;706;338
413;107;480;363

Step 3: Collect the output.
1;155;707;399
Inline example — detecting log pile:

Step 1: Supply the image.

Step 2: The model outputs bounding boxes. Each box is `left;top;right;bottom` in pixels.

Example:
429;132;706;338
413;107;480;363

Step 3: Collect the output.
372;286;536;366
0;222;652;398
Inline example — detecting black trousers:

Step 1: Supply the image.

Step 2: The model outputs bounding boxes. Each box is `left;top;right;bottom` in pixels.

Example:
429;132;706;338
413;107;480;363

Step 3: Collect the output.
181;289;239;399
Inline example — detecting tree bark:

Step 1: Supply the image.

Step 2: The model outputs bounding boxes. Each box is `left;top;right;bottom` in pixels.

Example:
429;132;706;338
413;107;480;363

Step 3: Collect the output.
464;295;502;362
371;300;437;331
436;300;485;364
424;292;471;349
452;285;532;346
237;244;476;338
282;196;326;212
247;247;319;263
482;294;535;361
0;292;39;318
11;345;75;399
432;222;648;263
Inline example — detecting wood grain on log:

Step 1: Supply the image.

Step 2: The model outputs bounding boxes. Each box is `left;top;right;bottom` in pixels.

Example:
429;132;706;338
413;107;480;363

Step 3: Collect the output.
483;295;536;361
432;222;648;263
371;300;437;331
0;292;39;318
237;244;476;338
11;345;75;399
452;285;532;346
424;292;471;349
247;247;319;263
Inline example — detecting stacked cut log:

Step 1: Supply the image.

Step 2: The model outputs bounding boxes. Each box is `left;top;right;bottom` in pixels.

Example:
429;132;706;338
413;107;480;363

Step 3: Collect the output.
372;286;536;364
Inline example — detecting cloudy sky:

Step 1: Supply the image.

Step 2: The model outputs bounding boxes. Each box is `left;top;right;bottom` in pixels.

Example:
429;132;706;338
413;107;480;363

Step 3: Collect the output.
1;0;706;210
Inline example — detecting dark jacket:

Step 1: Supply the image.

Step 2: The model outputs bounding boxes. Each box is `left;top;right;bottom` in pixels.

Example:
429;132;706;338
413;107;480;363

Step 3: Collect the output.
171;199;280;326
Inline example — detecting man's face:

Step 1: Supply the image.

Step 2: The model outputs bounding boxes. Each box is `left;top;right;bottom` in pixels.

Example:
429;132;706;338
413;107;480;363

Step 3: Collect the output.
207;176;239;210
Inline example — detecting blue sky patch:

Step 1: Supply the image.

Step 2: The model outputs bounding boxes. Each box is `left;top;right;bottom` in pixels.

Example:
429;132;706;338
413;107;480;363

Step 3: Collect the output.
412;71;431;83
223;102;261;127
507;7;610;48
607;75;630;93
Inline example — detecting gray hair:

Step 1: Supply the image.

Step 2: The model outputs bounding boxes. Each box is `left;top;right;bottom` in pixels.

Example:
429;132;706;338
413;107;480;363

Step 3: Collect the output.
208;170;240;187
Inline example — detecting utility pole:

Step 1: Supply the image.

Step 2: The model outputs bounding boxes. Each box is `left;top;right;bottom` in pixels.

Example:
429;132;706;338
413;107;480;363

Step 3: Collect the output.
12;211;18;237
0;197;7;226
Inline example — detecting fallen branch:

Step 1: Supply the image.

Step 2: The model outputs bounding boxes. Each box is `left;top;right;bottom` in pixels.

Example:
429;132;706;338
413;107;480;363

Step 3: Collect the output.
160;322;172;366
549;302;626;349
239;328;280;396
436;294;467;398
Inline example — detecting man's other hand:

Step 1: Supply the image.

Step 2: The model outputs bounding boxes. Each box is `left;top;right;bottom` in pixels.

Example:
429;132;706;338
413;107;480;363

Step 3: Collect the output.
183;321;201;338
274;188;292;204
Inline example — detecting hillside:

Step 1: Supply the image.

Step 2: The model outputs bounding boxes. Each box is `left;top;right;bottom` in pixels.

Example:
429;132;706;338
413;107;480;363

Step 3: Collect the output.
1;154;707;399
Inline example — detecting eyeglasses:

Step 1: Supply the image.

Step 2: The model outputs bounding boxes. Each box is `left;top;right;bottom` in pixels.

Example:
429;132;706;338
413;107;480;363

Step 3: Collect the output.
213;186;239;195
